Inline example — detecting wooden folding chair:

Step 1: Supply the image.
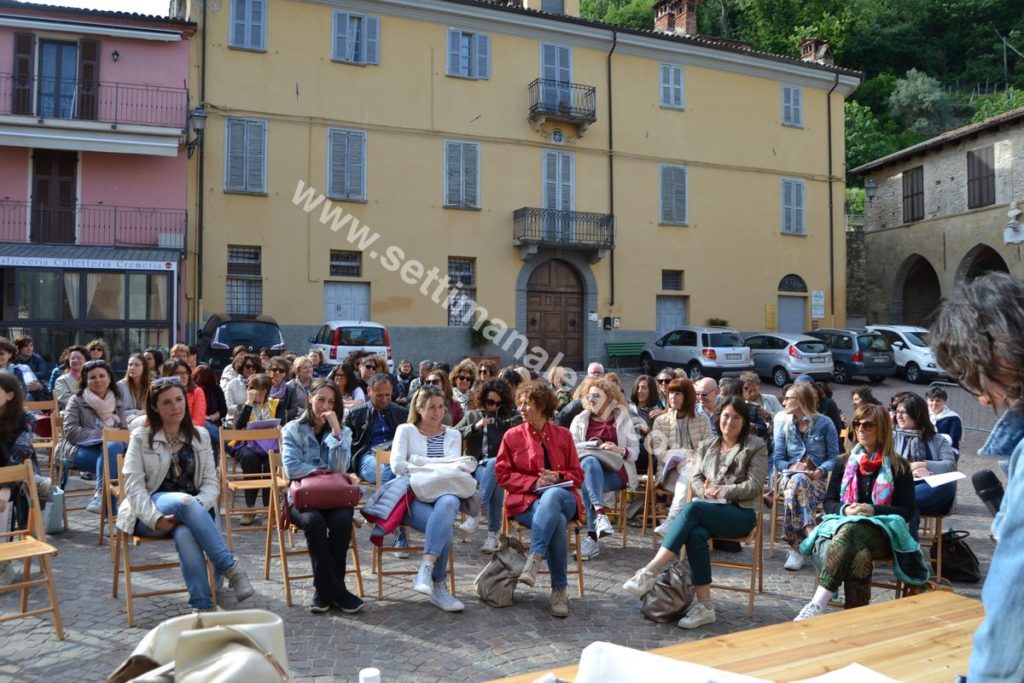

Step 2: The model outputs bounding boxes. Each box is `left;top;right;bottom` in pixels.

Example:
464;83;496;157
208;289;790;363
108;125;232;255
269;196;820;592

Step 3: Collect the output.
501;489;585;597
99;428;131;549
370;449;455;600
25;400;58;475
218;427;282;550
60;422;103;530
642;456;676;547
263;449;363;606
0;461;64;639
919;513;946;583
111;454;217;627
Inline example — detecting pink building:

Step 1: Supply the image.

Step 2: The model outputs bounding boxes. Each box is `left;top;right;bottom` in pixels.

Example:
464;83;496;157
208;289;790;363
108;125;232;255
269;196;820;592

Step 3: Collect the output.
0;1;194;369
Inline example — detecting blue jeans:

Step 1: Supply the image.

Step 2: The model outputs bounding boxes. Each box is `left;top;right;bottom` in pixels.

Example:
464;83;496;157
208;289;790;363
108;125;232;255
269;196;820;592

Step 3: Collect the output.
205;422;220;459
475;458;504;533
402;494;459;583
134;492;237;610
357;451;394;485
910;480;957;540
579;456;624;533
513;488;578;589
72;443;125;494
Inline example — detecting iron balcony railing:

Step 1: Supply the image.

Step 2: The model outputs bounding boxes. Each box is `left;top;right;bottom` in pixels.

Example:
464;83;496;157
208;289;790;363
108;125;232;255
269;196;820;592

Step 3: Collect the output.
528;78;597;126
1;73;187;128
0;200;187;248
513;207;614;250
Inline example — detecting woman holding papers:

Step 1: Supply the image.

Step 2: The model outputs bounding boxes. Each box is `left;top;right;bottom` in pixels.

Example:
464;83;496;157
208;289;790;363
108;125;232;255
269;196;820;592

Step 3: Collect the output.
647;378;712;536
569;376;640;561
496;381;584;618
891;393;958;539
233;373;286;524
623;397;767;629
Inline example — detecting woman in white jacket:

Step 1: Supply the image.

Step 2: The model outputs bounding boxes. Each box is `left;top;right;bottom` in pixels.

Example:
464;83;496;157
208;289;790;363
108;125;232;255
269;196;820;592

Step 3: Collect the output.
569;376;640;561
117;378;255;611
390;385;466;612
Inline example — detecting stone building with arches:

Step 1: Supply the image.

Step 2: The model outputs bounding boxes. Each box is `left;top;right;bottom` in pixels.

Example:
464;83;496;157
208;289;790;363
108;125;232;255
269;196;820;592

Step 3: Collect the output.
851;107;1024;326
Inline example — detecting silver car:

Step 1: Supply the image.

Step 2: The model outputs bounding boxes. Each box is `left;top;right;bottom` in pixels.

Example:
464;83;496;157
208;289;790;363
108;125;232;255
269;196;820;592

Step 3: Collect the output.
640;326;754;380
744;332;834;387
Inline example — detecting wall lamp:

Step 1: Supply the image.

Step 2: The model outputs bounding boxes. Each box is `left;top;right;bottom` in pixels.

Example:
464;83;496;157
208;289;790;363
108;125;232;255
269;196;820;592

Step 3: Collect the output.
864;179;878;203
111;49;120;62
186;105;207;158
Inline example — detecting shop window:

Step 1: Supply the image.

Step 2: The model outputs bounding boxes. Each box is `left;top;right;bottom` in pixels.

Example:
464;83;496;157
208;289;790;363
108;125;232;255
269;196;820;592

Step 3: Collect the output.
85;273;125;319
128;273;169;321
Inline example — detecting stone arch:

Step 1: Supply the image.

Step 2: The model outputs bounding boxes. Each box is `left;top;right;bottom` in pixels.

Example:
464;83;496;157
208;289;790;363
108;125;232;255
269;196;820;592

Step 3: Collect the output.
890;254;941;326
956;244;1010;283
778;273;808;293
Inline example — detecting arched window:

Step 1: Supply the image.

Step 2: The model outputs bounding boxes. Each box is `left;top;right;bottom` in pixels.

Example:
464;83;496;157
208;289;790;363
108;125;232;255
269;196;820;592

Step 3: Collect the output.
778;274;807;292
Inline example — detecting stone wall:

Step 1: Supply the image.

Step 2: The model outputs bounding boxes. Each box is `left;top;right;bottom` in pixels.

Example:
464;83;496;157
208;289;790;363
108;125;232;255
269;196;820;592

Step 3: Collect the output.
845;213;867;317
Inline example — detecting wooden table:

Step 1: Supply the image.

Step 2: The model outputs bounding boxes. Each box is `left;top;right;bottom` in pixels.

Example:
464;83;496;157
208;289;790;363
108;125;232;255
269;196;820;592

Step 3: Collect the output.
493;592;983;682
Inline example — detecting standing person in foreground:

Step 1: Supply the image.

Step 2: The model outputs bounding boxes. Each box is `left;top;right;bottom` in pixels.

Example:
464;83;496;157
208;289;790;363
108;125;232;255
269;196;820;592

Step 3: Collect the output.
118;378;254;612
495;381;584;618
931;272;1024;683
623;397;767;629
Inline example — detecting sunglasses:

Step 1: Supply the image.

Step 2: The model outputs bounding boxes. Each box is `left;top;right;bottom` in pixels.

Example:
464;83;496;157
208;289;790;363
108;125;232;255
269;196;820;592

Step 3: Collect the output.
479;369;491;375
586;395;602;403
362;364;377;371
657;379;671;384
851;420;877;431
152;376;182;388
243;364;256;370
456;375;473;382
425;379;442;385
483;398;501;406
269;368;286;374
83;359;108;371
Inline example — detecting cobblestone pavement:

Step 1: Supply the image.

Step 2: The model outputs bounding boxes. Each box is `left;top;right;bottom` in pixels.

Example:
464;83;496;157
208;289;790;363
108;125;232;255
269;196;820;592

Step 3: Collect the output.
0;377;1003;683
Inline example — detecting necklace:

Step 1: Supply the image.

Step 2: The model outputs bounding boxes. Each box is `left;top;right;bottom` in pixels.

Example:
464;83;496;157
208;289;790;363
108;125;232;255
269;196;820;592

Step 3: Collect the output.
165;431;183;450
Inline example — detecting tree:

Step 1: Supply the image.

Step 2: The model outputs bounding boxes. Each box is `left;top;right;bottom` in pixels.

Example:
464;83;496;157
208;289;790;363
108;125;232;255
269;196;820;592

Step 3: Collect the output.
887;68;952;136
845;101;896;175
971;88;1024;122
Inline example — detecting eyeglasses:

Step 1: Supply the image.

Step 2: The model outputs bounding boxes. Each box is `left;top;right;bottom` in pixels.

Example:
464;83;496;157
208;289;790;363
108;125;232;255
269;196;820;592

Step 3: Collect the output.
586;395;602;403
657;379;671;385
82;359;108;372
152;377;182;388
851;420;877;431
483;398;501;406
782;396;798;402
893;409;909;417
243;364;256;370
456;375;473;382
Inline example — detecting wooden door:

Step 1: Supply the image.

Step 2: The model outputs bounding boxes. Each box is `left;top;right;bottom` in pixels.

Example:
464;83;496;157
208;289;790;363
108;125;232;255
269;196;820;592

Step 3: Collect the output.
31;150;77;244
526;259;583;370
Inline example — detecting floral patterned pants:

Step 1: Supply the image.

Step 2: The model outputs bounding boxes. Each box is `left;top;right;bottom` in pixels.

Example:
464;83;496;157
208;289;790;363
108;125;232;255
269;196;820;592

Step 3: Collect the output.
781;472;828;547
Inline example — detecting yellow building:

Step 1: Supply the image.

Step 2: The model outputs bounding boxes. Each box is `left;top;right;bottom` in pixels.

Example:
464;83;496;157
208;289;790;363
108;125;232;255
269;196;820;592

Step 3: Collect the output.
185;0;859;369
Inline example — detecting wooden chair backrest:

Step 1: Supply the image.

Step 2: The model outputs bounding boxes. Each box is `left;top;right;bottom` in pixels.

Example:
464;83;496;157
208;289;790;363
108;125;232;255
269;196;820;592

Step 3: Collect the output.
0;461;43;541
25;399;57;413
219;427;283;470
375;450;391;485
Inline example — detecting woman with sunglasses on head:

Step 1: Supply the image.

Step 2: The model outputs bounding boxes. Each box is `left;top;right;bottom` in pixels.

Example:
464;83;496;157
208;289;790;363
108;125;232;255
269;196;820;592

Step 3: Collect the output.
56;358;129;513
162;360;207;428
794;403;925;620
118;353;152;421
546;366;575;411
423;368;463;426
455;378;522;551
118;378;255;613
328;363;366;409
224;354;261;427
450;359;477;415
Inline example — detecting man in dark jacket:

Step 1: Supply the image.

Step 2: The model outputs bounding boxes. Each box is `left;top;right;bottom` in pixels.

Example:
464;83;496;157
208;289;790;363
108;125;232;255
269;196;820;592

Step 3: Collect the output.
344;373;408;483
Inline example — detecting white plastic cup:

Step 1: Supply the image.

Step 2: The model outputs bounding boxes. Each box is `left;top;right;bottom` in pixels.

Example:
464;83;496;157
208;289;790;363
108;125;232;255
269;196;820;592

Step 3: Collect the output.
359;668;381;683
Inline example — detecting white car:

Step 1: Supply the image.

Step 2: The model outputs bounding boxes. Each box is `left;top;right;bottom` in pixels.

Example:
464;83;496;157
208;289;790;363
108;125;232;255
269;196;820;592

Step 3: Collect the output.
865;325;948;384
307;320;394;371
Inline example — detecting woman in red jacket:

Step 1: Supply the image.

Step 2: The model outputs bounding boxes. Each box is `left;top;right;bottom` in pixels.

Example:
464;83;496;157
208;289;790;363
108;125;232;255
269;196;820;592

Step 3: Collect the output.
496;381;584;618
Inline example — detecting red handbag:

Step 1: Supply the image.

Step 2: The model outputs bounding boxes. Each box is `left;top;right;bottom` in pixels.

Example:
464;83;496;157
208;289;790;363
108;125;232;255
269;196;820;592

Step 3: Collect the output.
288;471;361;511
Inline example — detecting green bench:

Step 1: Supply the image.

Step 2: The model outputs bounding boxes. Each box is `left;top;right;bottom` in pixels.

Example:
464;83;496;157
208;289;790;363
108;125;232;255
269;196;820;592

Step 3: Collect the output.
605;342;647;369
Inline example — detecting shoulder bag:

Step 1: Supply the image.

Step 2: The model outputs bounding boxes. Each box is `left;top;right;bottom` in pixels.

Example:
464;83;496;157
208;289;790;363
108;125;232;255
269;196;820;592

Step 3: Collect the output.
640;561;695;623
474;534;527;607
931;529;981;583
289;470;361;511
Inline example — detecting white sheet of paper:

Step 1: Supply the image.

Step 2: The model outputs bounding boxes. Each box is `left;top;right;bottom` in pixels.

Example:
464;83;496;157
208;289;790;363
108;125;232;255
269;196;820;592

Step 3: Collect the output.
572;641;770;683
922;471;966;488
791;663;899;682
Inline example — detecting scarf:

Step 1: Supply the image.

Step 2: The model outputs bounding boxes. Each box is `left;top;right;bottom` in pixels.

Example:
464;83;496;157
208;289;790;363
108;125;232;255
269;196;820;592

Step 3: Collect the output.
895;428;930;462
270;382;287;400
839;447;894;506
83;388;118;428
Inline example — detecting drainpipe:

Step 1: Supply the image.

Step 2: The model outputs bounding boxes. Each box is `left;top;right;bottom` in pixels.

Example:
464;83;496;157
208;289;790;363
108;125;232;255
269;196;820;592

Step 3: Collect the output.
195;0;208;324
826;72;839;318
607;30;617;306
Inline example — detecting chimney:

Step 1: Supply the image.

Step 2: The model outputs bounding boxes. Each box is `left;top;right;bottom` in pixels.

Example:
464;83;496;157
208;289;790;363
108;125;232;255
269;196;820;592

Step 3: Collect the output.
653;0;703;37
800;37;834;66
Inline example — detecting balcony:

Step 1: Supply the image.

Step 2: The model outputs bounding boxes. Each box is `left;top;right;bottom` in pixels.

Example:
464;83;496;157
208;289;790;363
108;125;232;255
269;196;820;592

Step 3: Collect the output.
513;207;614;262
527;79;597;136
0;201;186;250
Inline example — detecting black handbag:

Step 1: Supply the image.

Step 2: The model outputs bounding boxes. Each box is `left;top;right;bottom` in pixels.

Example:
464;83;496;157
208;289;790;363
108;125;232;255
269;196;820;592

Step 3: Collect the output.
931;529;981;583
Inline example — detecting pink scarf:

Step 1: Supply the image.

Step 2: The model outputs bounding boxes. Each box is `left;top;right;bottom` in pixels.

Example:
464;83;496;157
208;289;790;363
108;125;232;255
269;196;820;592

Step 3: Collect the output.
83;389;118;428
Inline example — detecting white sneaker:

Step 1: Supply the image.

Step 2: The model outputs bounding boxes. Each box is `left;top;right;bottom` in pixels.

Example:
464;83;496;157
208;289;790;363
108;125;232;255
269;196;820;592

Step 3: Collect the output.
622;568;658;598
594;513;614;538
85;494;102;515
480;532;499;554
677;601;716;629
458;516;479;534
784;549;805;571
429;582;465;612
576;536;600;561
412;561;433;596
794;601;824;621
653;519;673;538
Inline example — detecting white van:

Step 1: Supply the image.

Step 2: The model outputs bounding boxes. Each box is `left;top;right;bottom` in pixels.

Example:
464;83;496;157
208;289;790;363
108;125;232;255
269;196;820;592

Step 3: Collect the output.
308;320;394;371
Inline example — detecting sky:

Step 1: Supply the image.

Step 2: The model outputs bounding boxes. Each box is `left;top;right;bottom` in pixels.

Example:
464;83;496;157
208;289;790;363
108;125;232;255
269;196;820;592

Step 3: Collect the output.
18;0;169;16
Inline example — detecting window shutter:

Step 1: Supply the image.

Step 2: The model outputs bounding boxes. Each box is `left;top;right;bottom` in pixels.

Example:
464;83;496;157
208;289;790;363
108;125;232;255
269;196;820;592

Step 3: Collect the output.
348;131;366;199
77;39;99;121
447;28;461;76
334;12;349;61
249;0;265;49
660;64;671;106
475;34;489;79
543;150;558;210
445;141;462;206
559;152;573;211
328;129;345;198
793;181;804;232
793;87;802;125
660;166;673;222
245;119;266;192
364;16;380;64
542;44;557;82
225;119;247;191
13;33;34;116
231;0;247;46
671;167;686;223
782;87;792;123
782;180;793;232
463;143;479;207
672;66;683;107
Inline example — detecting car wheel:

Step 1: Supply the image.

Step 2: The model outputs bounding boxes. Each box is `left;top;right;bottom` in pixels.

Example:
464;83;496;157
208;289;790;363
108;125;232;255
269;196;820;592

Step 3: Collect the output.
687;362;703;381
905;362;921;384
640;354;655;376
832;362;849;384
772;366;789;388
868;375;886;384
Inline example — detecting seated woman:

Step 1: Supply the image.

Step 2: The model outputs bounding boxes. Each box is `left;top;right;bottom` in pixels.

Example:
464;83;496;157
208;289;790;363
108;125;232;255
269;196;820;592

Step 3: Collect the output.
224;354;260;426
547;365;576;412
86;339;110;364
450;359;477;414
926;386;963;454
648;377;712;536
328;363;366;409
627;374;662;476
892;392;958;539
266;356;301;422
569;376;640;561
623;397;768;629
233;373;286;524
143;348;165;379
288;355;317;414
52;345;88;411
794;403;927;619
455;378;522;552
0;374;52;532
495;381;584;618
117;378;254;612
281;380;363;615
162;360;207;430
117;353;152;421
389;386;467;612
423;369;463;426
219;345;250;392
772;382;840;572
56;359;129;513
307;348;332;379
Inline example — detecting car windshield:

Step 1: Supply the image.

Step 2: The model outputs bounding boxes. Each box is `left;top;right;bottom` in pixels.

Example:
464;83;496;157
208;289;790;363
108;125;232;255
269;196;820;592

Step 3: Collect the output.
336;327;385;345
905;331;928;347
857;334;891;352
215;322;282;347
708;332;745;347
795;340;829;354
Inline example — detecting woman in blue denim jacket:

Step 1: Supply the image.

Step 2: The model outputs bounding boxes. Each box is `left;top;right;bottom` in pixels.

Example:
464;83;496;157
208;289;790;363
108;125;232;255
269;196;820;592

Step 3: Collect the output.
932;272;1024;683
772;382;841;572
281;379;363;615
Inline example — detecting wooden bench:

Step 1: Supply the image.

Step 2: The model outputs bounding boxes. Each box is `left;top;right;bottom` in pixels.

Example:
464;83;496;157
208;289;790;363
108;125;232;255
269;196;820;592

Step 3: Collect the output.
605;342;646;369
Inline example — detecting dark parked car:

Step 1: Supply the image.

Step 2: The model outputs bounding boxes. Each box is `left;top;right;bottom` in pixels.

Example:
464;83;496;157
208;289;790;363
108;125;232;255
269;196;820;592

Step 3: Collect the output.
804;328;897;384
196;314;286;373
